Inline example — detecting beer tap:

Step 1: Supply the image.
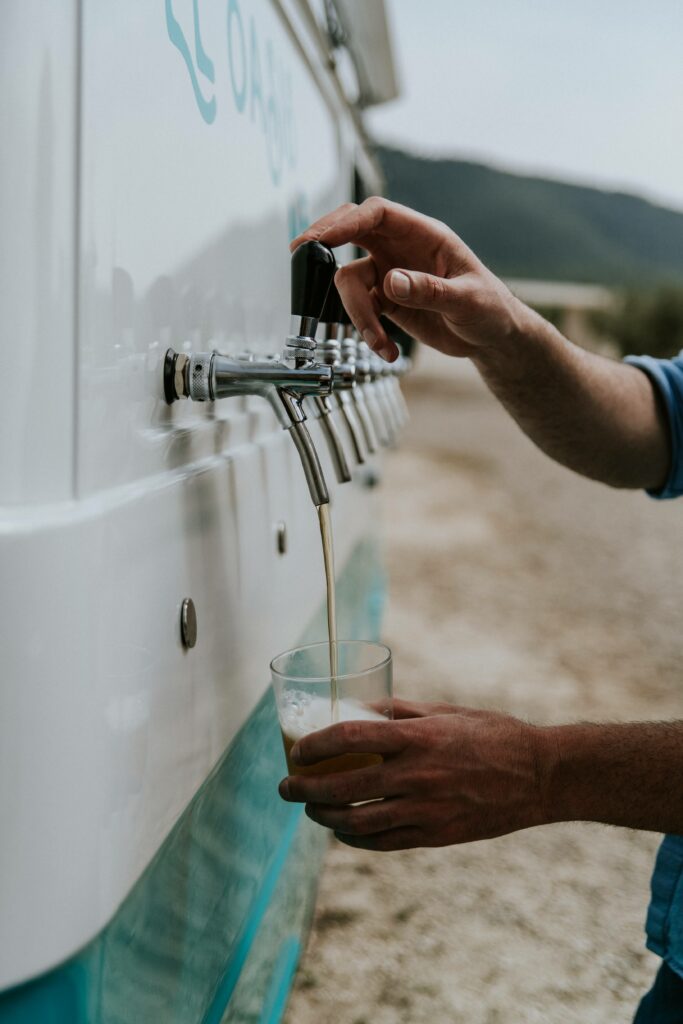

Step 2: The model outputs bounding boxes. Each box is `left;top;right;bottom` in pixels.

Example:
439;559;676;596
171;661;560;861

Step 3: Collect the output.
338;314;378;455
370;350;400;444
342;345;378;455
380;352;407;439
163;240;337;508
289;246;351;486
356;339;392;447
318;279;366;466
390;352;411;429
379;316;411;429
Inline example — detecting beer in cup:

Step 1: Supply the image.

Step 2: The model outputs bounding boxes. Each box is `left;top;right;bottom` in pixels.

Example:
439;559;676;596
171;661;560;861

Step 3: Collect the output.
271;640;392;776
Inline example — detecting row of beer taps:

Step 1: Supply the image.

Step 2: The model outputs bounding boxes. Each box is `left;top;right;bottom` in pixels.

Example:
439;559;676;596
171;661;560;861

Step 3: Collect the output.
163;241;411;507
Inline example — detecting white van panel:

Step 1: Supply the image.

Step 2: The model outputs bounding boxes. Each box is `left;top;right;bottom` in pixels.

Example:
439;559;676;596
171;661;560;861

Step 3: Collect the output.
0;2;78;505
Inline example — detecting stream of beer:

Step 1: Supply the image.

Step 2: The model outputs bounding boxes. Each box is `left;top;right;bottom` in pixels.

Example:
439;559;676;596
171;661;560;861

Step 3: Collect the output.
316;503;339;723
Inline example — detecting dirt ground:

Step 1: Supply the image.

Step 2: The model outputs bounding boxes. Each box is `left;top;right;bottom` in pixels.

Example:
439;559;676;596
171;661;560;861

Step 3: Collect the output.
284;353;683;1024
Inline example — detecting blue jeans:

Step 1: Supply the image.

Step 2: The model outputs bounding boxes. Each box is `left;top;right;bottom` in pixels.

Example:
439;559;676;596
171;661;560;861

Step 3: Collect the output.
634;963;683;1023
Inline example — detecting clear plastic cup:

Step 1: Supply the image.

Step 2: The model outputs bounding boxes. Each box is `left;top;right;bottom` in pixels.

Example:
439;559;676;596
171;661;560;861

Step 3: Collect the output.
271;640;393;776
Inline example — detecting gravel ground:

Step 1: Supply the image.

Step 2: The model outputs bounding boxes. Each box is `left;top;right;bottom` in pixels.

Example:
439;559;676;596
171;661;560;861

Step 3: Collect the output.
284;353;683;1024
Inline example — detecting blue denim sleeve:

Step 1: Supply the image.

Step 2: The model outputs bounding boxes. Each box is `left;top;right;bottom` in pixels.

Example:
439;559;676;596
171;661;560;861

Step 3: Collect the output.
624;353;683;499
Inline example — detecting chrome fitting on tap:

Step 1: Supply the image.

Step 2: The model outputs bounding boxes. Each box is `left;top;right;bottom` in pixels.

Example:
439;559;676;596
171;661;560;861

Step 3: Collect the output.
164;349;332;405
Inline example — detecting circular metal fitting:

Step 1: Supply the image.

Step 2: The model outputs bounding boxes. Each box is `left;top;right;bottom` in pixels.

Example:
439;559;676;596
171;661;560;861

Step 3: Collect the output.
341;338;357;363
164;348;189;403
174;353;189;398
336;362;355;389
319;338;341;366
285;334;317;365
188;354;212;401
180;598;197;649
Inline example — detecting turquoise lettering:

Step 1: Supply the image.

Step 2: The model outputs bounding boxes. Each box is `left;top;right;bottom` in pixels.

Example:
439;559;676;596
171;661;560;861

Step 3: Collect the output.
265;40;282;185
166;0;299;186
249;17;265;129
227;0;247;113
166;0;217;124
281;65;294;171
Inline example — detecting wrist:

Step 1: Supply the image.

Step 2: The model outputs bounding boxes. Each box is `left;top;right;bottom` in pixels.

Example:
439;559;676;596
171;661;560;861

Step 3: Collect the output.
535;722;611;825
472;294;560;378
530;723;564;826
531;720;683;835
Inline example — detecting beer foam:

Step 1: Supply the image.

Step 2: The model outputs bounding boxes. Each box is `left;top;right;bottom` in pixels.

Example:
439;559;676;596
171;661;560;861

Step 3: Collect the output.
279;693;387;742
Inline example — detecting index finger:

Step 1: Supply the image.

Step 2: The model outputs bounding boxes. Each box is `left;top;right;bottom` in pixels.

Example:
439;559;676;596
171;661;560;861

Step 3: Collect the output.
291;717;405;767
289;202;358;252
290;197;442;254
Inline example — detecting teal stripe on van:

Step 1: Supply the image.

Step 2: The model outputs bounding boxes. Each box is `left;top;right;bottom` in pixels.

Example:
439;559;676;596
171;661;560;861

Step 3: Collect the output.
0;539;384;1024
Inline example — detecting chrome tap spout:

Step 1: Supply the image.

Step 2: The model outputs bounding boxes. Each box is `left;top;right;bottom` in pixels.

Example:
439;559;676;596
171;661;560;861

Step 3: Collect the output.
372;354;401;442
319;281;367;465
367;349;401;444
340;335;378;454
335;387;366;465
356;340;391;447
163;348;332;507
390;356;411;429
312;394;352;484
278;389;330;507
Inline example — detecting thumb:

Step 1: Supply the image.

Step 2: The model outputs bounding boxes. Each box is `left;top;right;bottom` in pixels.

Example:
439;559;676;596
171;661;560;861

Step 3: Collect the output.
385;268;456;312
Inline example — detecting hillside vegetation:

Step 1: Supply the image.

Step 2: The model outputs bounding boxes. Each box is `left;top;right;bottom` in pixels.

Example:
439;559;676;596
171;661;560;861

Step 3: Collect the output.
377;146;683;287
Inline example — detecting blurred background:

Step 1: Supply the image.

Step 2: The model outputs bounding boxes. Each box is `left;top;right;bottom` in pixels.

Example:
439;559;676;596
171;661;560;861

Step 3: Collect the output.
369;0;683;358
285;2;683;1022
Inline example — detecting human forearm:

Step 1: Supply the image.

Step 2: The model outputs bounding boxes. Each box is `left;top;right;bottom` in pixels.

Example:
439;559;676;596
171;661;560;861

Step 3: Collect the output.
538;719;683;834
294;198;670;489
474;306;670;490
279;703;683;850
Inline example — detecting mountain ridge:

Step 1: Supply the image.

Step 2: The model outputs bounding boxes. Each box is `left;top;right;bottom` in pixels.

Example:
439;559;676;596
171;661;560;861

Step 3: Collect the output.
376;146;683;287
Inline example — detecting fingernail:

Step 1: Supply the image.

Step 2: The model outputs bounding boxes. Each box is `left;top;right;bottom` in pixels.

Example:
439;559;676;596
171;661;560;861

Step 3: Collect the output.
290;744;301;765
380;342;396;362
391;271;410;298
279;778;291;800
363;329;378;348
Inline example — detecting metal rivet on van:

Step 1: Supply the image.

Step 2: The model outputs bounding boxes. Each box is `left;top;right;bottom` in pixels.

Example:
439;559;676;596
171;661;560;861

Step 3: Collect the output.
180;598;197;649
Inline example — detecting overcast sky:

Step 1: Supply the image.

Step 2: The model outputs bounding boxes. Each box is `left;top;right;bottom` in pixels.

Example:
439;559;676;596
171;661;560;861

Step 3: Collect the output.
368;0;683;211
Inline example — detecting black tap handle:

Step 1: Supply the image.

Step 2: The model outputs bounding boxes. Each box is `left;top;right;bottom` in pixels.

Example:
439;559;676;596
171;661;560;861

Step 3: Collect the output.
291;241;336;320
